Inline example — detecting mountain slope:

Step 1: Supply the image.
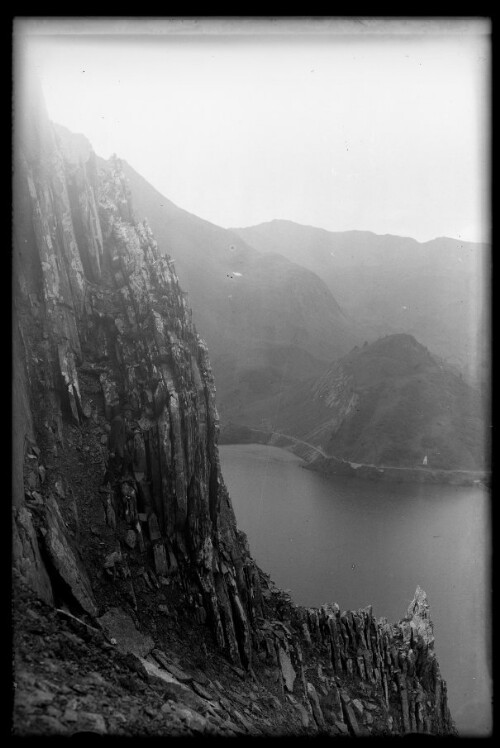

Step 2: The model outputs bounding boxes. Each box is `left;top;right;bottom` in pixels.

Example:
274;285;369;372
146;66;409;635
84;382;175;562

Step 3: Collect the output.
234;220;489;388
105;155;361;421
238;334;486;472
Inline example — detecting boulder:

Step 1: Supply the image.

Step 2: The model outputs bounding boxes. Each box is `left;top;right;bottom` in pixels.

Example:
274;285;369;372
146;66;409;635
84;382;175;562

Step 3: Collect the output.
12;508;54;606
148;512;162;541
153;543;168;576
97;607;154;657
307;682;325;729
278;647;296;693
124;529;136;549
74;712;107;734
40;496;98;616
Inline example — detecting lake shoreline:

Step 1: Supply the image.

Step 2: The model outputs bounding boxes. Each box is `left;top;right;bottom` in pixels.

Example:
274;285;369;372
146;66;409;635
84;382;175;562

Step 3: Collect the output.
303;454;489;488
219;428;489;488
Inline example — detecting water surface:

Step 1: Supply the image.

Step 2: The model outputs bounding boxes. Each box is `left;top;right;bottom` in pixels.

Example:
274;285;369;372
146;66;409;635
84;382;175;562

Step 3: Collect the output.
219;443;491;736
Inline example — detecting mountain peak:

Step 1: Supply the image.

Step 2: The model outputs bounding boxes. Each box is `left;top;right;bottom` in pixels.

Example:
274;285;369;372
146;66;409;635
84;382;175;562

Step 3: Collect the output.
362;333;430;355
348;334;435;374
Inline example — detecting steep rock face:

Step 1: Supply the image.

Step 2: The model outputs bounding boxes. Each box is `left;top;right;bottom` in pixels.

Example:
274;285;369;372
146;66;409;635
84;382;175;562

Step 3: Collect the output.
13;81;258;669
12;81;455;736
114;155;361;427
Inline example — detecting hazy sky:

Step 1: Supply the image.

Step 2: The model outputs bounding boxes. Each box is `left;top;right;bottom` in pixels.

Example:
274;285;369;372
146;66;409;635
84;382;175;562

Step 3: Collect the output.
16;18;490;243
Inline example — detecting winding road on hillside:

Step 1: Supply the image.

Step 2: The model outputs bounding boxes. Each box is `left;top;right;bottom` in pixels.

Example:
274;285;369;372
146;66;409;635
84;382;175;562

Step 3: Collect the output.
246;427;487;479
247;428;329;460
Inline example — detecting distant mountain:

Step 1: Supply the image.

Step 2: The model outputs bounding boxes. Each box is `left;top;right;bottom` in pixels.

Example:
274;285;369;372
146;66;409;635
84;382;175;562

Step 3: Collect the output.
234;220;489;390
236;334;487;471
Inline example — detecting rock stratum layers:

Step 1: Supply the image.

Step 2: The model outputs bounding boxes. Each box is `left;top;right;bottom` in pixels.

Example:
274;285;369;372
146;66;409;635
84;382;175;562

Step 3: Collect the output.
12;80;455;737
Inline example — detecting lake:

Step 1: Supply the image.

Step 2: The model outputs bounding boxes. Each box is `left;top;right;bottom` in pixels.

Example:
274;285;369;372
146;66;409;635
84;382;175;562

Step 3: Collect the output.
219;443;492;737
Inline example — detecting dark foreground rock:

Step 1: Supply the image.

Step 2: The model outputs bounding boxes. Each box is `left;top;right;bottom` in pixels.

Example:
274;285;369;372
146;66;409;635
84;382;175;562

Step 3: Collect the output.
12;574;455;737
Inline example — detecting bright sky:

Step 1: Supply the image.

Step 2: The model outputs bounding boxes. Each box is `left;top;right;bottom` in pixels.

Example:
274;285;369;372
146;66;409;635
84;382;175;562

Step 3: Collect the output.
15;18;490;243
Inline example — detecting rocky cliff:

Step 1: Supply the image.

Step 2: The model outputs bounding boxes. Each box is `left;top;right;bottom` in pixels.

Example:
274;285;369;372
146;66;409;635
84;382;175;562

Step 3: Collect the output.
114;154;360;428
12;79;456;737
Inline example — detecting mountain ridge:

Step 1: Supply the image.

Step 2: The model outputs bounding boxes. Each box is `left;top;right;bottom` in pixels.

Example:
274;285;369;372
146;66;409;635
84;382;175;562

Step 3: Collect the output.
232;217;483;247
234;219;488;388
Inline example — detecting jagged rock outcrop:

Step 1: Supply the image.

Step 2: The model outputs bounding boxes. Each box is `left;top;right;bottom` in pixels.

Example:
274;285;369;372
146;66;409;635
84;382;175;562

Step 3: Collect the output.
12;77;456;736
13;76;262;672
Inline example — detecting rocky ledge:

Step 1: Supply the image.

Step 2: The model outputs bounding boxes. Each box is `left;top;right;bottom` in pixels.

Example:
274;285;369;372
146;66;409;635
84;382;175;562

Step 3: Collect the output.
12;573;454;737
12;76;456;737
